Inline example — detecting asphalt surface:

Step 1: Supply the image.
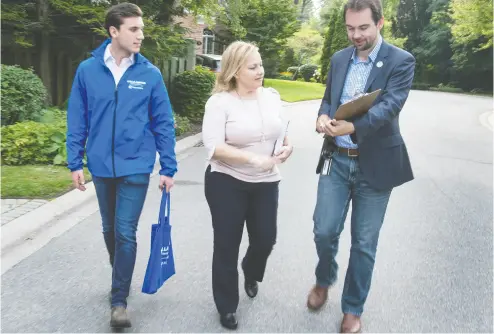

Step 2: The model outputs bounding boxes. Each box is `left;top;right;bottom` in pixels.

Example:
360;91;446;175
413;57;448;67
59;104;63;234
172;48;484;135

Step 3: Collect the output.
1;90;493;333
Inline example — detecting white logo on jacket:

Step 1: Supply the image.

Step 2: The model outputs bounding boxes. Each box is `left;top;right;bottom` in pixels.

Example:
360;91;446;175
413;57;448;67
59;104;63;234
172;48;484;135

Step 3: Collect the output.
127;80;146;90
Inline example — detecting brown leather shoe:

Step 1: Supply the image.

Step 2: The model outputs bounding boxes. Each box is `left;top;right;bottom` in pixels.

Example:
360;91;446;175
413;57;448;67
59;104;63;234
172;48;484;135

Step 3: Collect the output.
306;285;328;311
340;313;361;333
110;306;131;328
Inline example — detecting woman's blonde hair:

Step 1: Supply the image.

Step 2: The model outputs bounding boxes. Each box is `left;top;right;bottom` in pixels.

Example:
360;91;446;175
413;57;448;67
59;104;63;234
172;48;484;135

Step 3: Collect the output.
213;41;259;94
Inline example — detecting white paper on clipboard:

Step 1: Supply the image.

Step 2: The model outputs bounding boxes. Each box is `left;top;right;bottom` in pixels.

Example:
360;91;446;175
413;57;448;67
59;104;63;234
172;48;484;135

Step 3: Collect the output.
272;120;290;156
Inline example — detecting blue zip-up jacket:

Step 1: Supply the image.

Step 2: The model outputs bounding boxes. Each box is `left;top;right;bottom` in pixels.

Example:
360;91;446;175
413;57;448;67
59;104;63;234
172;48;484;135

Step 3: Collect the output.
66;39;177;178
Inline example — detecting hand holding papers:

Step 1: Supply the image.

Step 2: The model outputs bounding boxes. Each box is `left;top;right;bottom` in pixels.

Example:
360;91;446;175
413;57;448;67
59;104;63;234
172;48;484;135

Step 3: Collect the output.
334;89;381;120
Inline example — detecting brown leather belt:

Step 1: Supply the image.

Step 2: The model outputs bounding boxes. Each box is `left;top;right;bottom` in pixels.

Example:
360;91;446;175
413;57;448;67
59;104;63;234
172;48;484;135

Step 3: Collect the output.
336;147;359;157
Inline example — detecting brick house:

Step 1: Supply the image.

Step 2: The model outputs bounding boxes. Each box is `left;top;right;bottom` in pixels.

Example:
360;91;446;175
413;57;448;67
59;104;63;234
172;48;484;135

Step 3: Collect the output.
175;13;232;56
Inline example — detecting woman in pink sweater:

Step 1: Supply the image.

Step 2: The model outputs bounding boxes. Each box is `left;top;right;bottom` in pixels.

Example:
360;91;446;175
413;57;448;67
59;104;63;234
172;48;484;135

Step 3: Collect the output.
202;41;293;330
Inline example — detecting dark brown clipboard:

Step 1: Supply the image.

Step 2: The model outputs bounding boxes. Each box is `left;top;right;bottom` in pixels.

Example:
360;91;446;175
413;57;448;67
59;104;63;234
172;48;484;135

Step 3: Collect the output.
334;89;381;120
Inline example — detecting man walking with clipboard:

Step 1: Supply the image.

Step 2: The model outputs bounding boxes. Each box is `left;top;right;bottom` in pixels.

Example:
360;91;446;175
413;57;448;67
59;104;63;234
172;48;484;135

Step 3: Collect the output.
307;0;415;332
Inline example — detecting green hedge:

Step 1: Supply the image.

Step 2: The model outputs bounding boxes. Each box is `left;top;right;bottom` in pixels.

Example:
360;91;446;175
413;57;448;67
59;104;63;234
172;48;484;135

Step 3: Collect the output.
174;113;192;136
430;84;464;93
411;82;432;90
170;66;216;123
1;64;48;126
276;74;293;81
1;121;66;165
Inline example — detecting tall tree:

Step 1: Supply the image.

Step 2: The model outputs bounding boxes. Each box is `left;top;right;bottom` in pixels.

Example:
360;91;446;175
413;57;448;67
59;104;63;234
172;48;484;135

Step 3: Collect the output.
297;0;315;23
411;0;453;84
320;0;348;81
395;0;432;52
227;0;299;77
287;23;324;65
449;0;493;51
449;0;493;90
381;0;407;48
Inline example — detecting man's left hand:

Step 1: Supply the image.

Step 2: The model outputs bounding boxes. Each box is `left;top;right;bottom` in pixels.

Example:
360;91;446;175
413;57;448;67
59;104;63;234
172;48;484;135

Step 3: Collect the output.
159;175;174;193
326;120;355;137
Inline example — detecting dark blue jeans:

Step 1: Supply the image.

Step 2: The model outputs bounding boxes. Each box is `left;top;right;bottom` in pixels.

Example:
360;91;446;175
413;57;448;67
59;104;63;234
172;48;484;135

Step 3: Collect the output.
312;151;392;316
93;173;150;308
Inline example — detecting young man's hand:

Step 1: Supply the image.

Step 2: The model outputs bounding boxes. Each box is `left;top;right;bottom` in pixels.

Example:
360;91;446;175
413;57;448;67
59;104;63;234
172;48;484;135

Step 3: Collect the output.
159;175;174;193
71;170;86;191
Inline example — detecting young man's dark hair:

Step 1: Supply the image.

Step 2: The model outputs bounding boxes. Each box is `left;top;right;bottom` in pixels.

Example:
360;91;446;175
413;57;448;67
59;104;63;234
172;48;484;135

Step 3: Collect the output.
104;3;143;37
343;0;383;25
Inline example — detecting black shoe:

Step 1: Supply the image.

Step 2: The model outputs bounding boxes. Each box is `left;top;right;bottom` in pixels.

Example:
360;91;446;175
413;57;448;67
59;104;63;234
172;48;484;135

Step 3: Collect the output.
220;313;238;330
110;306;132;328
244;278;258;298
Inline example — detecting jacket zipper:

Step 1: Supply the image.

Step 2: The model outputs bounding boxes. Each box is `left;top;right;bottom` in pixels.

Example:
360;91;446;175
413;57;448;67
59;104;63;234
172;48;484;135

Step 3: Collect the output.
112;87;118;177
101;55;136;178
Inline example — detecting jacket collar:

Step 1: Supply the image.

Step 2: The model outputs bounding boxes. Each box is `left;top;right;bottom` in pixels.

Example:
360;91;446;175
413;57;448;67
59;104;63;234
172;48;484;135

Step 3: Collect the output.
91;38;148;64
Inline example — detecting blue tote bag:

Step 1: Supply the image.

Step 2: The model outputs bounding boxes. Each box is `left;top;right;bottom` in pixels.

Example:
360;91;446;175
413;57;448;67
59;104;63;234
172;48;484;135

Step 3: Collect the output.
142;191;175;294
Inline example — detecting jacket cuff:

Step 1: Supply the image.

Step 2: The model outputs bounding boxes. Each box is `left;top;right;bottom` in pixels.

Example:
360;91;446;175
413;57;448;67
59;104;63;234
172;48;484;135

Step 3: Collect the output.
159;168;176;178
68;164;83;172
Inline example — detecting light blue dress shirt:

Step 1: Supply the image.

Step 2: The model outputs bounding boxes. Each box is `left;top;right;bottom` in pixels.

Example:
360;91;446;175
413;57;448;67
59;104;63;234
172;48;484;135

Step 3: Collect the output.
336;36;383;149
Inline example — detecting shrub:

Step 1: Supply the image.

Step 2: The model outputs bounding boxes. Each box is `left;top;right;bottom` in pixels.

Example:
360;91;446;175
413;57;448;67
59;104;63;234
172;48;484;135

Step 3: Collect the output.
277;72;293;81
170;66;216;123
430;83;463;93
287;66;299;74
470;88;490;95
35;108;67;124
313;69;322;83
299;64;318;82
411;82;431;90
1;121;66;165
174;113;191;136
1;64;48;126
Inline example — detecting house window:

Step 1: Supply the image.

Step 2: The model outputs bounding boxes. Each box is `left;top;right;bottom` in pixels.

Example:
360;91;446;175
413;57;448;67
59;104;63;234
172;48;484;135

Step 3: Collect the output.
203;29;215;54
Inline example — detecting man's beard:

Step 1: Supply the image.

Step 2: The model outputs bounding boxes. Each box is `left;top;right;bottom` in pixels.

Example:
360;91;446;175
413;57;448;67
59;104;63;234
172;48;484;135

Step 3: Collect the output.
354;39;374;51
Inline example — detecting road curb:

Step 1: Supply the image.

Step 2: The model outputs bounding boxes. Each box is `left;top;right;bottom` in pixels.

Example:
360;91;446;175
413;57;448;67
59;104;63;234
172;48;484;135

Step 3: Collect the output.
0;132;203;256
281;99;321;107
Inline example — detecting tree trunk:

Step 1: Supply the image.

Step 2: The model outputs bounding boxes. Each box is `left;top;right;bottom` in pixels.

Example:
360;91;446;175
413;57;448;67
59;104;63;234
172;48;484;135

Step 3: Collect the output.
38;0;52;105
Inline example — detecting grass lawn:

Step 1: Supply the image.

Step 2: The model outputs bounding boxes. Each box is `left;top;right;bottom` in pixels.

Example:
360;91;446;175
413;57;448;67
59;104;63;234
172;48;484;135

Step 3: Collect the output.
1;165;92;199
264;79;326;102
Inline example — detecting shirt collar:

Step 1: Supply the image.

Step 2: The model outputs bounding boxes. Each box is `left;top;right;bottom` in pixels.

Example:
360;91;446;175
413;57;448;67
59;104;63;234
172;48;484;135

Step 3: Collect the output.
104;43;135;65
351;34;383;64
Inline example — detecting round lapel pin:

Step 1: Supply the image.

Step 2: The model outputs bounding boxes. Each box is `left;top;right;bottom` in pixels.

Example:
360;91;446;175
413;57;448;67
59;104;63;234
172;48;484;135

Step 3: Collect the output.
376;61;383;68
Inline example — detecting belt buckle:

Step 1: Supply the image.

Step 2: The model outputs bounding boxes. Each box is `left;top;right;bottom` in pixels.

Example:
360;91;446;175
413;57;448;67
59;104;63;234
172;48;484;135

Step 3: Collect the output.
348;148;358;157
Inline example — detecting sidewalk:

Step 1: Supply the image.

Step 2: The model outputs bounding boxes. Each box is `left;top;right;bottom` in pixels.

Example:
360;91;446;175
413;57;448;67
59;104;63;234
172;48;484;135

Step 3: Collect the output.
1;199;48;224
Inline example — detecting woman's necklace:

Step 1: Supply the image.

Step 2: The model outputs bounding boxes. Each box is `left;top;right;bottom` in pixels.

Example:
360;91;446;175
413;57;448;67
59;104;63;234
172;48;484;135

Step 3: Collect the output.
236;90;266;142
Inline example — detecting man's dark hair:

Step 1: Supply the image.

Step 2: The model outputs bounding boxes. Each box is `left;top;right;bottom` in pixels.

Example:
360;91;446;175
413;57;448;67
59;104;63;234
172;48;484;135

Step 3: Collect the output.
343;0;383;25
104;3;143;37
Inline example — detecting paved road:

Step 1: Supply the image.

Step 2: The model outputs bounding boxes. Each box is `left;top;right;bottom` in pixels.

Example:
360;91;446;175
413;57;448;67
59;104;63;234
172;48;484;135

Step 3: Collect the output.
2;91;492;333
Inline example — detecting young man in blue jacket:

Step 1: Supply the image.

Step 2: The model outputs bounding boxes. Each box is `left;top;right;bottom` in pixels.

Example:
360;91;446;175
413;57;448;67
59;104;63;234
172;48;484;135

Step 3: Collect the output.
66;3;177;328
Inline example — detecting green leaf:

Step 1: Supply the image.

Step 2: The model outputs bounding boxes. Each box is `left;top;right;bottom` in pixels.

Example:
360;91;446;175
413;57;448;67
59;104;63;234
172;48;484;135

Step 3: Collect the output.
53;154;64;165
50;132;65;143
46;144;60;153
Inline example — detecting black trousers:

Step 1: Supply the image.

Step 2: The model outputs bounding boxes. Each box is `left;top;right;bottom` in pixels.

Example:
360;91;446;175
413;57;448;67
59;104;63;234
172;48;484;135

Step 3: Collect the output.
204;166;279;314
